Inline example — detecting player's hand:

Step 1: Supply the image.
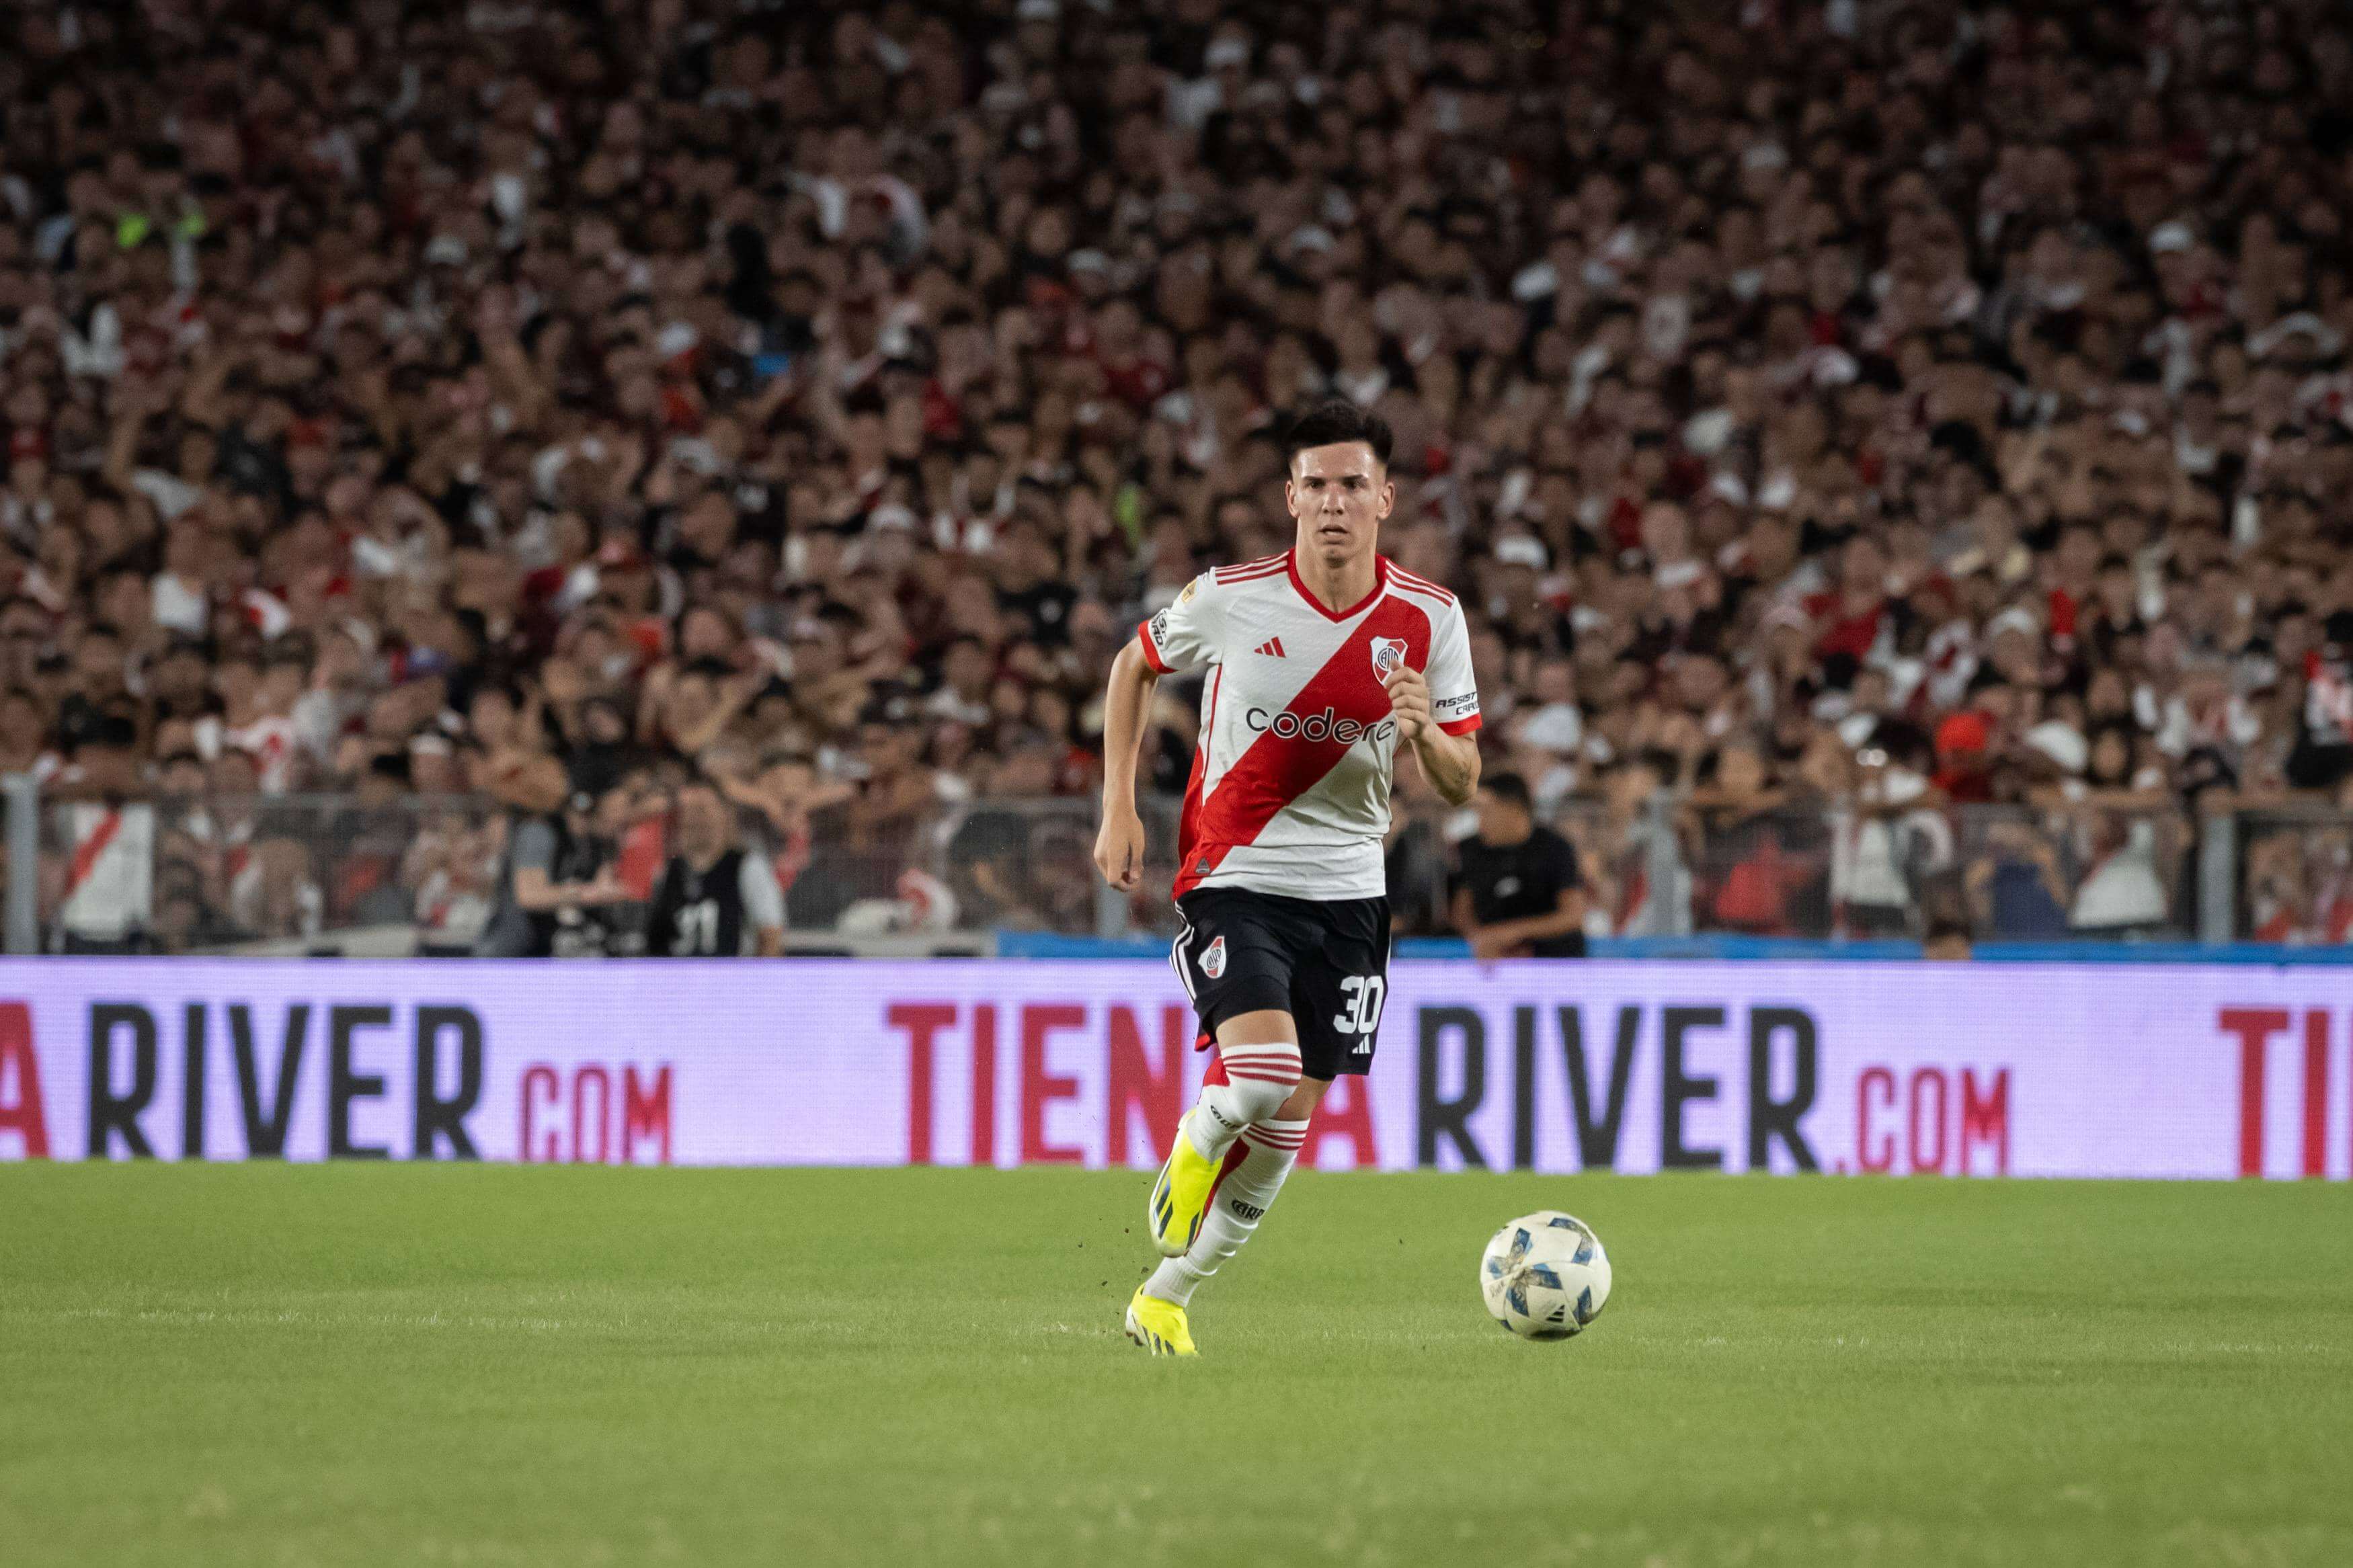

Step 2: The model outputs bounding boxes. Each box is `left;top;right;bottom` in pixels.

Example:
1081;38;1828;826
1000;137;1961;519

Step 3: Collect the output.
1094;802;1146;891
1384;663;1433;743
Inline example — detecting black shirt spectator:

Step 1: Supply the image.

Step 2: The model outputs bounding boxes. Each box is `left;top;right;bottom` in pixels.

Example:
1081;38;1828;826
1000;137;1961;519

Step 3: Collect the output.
473;763;631;958
1450;772;1587;959
644;781;785;956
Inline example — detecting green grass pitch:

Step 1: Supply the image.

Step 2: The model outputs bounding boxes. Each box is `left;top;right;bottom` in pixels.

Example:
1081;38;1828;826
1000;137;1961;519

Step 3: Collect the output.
3;1165;2349;1567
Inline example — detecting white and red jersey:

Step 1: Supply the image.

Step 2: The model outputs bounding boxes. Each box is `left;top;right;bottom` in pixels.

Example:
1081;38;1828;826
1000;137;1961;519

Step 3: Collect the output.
1138;551;1481;901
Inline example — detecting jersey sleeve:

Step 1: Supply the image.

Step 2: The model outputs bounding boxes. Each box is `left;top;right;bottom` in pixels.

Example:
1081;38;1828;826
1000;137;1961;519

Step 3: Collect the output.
1425;597;1482;735
1136;572;1225;675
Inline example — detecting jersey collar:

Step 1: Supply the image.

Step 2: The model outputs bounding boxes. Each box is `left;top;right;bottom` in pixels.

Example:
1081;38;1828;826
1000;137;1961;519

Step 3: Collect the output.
1284;550;1389;623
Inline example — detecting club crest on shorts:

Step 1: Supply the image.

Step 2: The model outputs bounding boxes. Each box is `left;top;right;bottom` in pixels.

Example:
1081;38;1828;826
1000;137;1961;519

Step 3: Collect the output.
1198;934;1227;979
1371;637;1408;679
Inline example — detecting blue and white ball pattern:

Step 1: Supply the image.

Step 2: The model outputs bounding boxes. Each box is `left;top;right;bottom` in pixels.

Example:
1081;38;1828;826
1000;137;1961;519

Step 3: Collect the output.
1480;1211;1611;1341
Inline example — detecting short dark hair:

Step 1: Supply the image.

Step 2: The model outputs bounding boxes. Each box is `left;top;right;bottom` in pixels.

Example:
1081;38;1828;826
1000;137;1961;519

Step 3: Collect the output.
1479;771;1533;813
1281;401;1392;470
1923;915;1973;950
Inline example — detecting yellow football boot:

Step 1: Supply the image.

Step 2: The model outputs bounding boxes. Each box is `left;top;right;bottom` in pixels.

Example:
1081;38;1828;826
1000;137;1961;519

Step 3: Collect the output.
1145;1112;1223;1257
1123;1286;1197;1356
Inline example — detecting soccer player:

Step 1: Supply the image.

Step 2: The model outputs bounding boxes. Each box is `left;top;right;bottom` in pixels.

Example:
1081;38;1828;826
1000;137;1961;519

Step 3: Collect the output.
1094;401;1482;1355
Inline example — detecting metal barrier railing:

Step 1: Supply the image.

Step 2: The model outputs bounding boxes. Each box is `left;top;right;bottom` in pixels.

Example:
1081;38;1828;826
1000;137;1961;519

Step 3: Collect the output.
17;787;1134;954
0;777;2303;953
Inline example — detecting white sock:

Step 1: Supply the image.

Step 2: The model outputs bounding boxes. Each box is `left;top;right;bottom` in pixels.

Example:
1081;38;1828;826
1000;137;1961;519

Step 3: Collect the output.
1146;1116;1308;1307
1184;1042;1302;1159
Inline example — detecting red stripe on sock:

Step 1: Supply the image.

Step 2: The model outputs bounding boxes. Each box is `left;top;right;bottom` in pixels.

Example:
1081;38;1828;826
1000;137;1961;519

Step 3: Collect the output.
1203;1139;1252;1210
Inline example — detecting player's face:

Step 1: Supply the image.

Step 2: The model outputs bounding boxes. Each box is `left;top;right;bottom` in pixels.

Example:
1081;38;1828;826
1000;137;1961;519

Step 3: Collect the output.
1285;442;1393;566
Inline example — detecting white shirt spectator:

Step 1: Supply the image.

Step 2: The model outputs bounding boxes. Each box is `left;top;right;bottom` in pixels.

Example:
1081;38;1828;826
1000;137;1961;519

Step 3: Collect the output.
151;571;208;636
58;802;155;945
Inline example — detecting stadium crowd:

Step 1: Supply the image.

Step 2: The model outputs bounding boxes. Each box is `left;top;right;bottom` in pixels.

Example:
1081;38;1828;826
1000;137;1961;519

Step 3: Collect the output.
7;0;2353;950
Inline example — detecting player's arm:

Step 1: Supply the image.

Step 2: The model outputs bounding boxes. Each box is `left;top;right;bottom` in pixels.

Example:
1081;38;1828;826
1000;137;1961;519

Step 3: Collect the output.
1396;600;1484;807
1384;663;1480;804
1411;718;1481;805
1097;577;1220;889
1093;634;1160;891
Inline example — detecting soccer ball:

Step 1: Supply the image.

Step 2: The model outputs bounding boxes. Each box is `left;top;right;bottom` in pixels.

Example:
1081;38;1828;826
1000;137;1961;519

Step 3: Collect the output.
1480;1212;1611;1341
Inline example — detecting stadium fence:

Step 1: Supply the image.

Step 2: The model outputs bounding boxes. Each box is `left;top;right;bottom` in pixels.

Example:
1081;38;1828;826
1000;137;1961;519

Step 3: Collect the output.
2;774;2336;958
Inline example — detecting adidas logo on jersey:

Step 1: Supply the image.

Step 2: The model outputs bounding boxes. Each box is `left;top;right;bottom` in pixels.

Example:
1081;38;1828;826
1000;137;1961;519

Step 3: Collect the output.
1252;637;1286;657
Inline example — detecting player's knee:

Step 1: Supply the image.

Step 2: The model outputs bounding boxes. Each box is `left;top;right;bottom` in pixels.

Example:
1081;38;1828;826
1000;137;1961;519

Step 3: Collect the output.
1277;1075;1330;1120
1221;1070;1296;1125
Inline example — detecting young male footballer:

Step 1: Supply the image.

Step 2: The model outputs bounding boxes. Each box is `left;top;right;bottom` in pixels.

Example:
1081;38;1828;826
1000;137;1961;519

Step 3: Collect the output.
1094;401;1483;1355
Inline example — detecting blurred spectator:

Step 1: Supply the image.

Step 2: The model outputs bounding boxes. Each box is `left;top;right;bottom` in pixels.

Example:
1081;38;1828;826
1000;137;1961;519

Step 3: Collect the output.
405;807;504;956
1962;816;2072;940
473;757;631;956
644;779;785;957
1384;755;1455;937
1;0;2350;950
1451;771;1586;958
1921;917;1975;962
2065;807;2184;936
1833;725;1954;937
1681;740;1826;936
49;714;153;952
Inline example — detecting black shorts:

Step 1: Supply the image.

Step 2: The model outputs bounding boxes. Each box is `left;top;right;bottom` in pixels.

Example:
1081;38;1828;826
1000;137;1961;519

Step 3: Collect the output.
1170;887;1392;1079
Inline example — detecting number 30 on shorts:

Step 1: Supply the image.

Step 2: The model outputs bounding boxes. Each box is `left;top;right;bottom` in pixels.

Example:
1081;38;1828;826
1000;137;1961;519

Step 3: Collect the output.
1332;975;1386;1047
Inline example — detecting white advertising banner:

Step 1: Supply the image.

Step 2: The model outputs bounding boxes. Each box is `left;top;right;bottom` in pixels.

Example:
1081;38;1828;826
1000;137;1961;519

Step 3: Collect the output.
0;960;2344;1180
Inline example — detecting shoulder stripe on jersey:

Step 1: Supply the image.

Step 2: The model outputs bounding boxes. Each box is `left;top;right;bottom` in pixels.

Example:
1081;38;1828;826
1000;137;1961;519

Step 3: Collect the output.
1388;567;1455;604
1216;563;1287;585
1215;555;1287;582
